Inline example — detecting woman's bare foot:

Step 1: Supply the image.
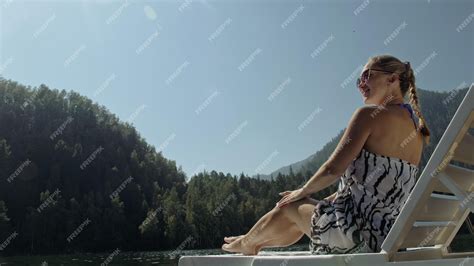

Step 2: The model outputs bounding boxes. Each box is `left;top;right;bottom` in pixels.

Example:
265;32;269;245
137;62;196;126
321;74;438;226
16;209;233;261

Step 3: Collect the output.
224;235;244;243
221;237;258;255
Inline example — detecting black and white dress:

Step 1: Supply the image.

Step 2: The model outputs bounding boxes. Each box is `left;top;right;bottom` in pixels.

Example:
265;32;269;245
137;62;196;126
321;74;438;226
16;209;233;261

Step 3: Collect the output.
309;147;419;254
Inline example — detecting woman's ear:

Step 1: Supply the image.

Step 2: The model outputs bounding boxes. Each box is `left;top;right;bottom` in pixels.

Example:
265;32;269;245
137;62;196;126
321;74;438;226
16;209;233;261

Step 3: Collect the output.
388;73;398;83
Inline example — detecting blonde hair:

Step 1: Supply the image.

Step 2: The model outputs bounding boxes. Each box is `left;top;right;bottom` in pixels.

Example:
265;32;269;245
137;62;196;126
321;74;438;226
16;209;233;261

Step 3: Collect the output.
368;54;431;145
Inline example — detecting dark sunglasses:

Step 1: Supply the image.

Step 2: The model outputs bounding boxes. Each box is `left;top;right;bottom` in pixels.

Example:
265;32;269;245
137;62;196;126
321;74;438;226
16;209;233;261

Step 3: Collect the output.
356;69;395;88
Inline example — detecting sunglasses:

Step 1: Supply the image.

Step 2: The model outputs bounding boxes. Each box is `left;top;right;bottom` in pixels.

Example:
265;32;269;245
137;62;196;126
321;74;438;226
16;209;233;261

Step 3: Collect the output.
356;69;395;88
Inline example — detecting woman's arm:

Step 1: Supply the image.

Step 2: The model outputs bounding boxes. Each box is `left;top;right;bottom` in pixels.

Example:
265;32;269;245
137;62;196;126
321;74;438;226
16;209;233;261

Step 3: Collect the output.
301;163;340;196
277;107;374;208
301;107;373;195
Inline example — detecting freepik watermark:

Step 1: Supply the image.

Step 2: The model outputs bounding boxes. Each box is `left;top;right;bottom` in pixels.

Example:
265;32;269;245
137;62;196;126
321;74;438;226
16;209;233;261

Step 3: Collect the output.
0;231;18;251
268;77;291;102
400;129;418;148
93;74;116;98
341;64;364;89
106;0;130;25
238;48;262;72
225;120;248;144
343;242;371;263
110;176;134;200
136;24;162;55
383;21;408;46
241;222;266;246
332;137;352;158
254;150;279;174
21;88;39;110
195;91;220;115
50;116;74;141
281;5;304;29
168;236;195;259
7;159;32;183
297;107;322;131
140;207;163;230
363;165;384;185
64;45;86;68
80;146;104;170
442;81;468;105
279;258;289;266
430;143;457;177
178;0;193;12
370;95;395;118
354;0;370;16
178;0;213;12
188;164;207;181
157;133;176;153
460;257;472;266
101;248;120;266
417;226;441;247
209;18;232;42
33;13;56;39
166;61;190;85
460;192;474;209
127;104;147;124
456;12;474;32
310;34;334;59
37;189;61;213
66;218;91;243
212;193;237;216
0;57;13;75
414;51;437;76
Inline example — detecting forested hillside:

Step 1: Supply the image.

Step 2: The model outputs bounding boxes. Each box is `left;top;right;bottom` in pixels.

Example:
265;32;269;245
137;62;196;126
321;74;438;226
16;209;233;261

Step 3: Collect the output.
0;79;333;255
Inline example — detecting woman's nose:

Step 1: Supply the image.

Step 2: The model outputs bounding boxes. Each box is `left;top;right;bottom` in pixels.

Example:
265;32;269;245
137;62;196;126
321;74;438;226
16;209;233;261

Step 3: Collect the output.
358;81;367;90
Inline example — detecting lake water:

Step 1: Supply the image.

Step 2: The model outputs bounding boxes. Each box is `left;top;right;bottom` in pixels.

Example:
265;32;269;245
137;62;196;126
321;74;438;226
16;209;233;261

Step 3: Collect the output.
0;244;309;265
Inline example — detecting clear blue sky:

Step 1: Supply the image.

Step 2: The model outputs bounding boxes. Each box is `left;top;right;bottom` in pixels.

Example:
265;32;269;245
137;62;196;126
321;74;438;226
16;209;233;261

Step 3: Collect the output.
1;0;473;178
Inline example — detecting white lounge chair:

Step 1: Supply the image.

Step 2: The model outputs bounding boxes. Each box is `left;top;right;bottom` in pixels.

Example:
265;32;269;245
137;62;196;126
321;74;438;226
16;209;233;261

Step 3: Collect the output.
179;84;474;266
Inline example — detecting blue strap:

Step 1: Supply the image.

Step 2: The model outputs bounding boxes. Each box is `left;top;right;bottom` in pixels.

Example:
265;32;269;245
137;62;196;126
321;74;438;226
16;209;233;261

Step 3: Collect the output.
398;103;417;129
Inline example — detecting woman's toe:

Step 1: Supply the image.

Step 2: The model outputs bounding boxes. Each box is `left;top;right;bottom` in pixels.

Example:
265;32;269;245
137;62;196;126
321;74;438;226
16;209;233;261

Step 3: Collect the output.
221;243;231;252
224;236;240;243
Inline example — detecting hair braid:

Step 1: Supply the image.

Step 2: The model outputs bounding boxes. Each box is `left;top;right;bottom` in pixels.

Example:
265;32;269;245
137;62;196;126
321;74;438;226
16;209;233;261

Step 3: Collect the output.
405;63;431;145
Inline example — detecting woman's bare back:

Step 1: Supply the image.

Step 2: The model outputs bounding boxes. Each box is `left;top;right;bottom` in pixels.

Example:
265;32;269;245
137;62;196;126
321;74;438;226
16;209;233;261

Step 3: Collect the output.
363;105;424;166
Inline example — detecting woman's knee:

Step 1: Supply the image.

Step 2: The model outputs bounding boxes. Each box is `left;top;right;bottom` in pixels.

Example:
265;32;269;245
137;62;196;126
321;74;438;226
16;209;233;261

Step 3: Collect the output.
280;198;314;220
278;199;316;237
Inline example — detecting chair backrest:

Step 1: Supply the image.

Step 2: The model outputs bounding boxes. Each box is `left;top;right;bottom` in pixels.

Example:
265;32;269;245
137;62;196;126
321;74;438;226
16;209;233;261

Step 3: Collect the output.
381;84;474;261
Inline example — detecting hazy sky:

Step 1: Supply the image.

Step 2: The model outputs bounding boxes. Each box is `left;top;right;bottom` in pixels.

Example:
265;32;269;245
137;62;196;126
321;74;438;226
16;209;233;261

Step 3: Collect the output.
0;0;473;178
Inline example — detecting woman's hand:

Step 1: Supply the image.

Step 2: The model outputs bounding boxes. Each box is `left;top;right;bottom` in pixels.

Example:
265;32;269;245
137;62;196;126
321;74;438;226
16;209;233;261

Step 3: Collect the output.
276;188;310;208
323;192;337;203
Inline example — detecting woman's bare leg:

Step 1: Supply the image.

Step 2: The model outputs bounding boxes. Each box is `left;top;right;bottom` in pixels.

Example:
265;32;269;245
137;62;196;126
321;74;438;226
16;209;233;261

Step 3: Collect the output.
222;198;318;255
222;206;300;255
253;224;304;252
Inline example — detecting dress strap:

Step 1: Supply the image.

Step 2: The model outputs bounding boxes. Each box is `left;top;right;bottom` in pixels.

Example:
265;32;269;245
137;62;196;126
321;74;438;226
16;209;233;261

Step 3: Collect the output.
398;103;418;129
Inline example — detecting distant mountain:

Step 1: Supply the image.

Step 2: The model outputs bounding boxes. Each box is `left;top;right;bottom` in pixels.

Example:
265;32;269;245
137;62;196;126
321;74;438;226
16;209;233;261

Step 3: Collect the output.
253;129;344;180
254;87;472;180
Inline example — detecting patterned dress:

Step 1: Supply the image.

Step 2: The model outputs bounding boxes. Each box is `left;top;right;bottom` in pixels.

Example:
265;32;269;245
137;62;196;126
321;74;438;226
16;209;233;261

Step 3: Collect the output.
309;147;419;254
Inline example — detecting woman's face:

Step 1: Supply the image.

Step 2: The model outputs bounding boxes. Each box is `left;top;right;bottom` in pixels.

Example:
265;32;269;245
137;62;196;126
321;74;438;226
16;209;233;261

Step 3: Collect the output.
358;63;397;105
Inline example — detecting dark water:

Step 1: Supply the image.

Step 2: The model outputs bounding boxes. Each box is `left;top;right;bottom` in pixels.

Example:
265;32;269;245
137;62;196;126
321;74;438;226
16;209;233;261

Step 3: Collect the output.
0;245;308;265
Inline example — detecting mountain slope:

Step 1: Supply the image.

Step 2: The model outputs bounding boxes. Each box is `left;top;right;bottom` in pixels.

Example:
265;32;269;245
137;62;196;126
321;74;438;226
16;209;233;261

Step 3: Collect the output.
0;78;316;255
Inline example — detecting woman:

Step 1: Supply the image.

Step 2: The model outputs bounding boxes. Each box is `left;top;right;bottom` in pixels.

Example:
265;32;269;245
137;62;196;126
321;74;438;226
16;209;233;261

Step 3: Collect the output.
221;54;431;255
